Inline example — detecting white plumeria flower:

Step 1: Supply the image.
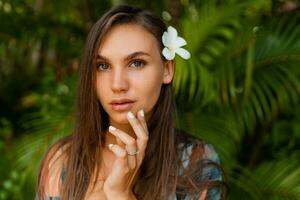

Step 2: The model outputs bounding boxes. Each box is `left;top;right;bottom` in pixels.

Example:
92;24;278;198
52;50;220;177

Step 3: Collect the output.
162;26;191;60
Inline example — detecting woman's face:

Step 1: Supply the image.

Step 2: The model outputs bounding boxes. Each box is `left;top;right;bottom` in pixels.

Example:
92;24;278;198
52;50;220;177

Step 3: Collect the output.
96;24;174;126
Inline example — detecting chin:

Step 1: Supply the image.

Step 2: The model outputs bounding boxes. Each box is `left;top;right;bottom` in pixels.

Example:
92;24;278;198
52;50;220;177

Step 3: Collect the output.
109;112;130;124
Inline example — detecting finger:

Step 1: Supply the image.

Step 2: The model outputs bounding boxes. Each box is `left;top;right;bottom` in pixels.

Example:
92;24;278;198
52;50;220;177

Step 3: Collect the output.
108;126;137;169
108;126;137;149
137;109;148;135
106;144;131;186
127;111;149;151
127;111;149;166
116;137;125;148
107;143;127;164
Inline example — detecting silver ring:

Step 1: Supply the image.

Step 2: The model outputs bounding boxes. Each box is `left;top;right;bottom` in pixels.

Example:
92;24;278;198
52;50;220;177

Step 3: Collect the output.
127;151;139;156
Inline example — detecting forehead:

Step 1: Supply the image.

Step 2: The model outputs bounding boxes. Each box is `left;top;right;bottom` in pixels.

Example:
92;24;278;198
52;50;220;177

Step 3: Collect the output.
98;24;160;58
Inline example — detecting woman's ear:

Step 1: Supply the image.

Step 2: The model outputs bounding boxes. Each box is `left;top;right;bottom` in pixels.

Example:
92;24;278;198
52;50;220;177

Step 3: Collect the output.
163;60;175;84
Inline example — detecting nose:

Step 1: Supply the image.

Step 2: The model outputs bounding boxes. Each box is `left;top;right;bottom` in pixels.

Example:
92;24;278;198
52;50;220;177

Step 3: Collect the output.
111;68;129;93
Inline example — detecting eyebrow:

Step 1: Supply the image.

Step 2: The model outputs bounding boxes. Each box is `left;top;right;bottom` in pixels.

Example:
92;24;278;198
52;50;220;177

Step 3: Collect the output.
97;51;151;62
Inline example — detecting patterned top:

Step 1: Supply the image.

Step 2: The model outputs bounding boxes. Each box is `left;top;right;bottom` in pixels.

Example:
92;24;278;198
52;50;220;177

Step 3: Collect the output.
42;142;222;200
172;143;222;200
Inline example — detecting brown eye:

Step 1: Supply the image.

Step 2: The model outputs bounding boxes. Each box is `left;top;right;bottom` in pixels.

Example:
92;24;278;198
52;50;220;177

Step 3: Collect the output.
130;60;146;68
97;63;110;71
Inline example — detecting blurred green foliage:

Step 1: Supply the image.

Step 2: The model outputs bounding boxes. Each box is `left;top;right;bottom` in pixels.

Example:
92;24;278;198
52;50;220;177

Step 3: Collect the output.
0;0;300;199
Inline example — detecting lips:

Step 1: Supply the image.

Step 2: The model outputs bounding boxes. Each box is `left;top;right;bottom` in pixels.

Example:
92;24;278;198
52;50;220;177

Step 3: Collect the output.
110;98;135;112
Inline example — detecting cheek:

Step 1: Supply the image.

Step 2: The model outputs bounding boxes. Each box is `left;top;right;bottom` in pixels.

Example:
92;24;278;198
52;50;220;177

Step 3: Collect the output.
133;70;163;111
96;74;108;103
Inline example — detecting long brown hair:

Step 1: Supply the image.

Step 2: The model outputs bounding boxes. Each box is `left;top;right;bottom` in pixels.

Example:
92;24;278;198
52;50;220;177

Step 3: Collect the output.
36;4;228;200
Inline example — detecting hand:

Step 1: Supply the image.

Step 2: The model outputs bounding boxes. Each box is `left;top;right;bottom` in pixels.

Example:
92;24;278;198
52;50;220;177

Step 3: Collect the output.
103;109;149;200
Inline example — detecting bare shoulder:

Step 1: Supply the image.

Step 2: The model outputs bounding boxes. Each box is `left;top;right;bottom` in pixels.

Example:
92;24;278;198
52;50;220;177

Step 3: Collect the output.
37;137;71;197
46;140;70;170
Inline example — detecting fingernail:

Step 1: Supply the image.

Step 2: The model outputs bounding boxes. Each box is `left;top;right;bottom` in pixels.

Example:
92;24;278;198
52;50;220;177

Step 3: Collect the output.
108;144;114;148
127;111;134;119
109;126;116;132
139;109;144;117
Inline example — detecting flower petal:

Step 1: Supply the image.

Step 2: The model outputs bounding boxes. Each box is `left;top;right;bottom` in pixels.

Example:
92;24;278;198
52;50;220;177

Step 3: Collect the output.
162;32;170;47
162;48;175;60
174;36;187;48
167;26;178;43
175;48;191;60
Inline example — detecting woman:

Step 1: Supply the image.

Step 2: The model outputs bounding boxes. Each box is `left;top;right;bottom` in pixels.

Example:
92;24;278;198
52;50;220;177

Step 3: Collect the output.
36;4;227;200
